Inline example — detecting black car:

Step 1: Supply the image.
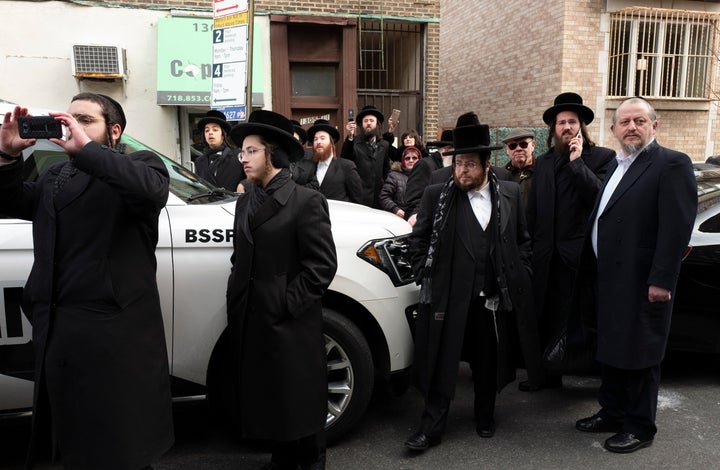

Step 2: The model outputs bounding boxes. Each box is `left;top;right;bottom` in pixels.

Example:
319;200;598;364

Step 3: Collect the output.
670;164;720;353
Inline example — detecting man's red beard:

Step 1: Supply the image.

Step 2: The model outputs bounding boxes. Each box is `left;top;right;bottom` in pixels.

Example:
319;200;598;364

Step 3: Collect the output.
313;143;333;162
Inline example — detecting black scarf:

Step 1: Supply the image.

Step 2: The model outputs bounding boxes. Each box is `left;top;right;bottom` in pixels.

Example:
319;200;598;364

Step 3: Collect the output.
246;168;291;219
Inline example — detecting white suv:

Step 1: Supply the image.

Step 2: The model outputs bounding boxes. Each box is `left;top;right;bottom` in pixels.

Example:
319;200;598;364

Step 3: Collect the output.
0;101;418;442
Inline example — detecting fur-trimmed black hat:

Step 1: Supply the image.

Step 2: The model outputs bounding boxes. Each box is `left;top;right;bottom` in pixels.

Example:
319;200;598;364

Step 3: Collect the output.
442;124;502;156
355;105;384;125
426;129;454;149
307;119;340;143
229;110;304;162
542;92;594;125
198;110;231;134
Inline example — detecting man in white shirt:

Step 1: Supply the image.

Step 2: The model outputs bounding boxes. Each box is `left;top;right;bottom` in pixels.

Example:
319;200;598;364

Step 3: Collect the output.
296;119;363;203
405;123;542;451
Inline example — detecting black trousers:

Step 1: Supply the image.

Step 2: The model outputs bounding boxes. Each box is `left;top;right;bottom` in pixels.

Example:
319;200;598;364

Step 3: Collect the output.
420;298;497;436
270;431;326;470
598;363;660;439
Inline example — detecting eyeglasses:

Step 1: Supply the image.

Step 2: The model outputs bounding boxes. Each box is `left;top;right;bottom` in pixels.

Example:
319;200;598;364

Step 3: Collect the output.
454;160;480;170
507;141;531;150
404;155;419;161
239;147;266;160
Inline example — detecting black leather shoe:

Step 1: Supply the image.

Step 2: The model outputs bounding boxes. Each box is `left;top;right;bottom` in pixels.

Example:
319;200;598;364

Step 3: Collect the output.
476;420;496;438
604;432;653;453
404;431;441;451
575;413;623;433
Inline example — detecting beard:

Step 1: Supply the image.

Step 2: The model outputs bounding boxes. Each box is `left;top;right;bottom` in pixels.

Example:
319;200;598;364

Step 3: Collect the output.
453;167;488;192
363;126;380;142
313;143;333;162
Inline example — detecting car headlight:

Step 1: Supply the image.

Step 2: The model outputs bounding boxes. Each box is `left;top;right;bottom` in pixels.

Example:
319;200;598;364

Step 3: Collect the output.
357;235;415;286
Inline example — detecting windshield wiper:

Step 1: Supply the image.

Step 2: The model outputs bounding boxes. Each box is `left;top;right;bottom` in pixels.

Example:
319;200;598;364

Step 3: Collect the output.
186;188;238;202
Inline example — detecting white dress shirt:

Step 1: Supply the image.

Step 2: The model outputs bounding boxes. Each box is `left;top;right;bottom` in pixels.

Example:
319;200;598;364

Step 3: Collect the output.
316;157;332;186
467;182;492;230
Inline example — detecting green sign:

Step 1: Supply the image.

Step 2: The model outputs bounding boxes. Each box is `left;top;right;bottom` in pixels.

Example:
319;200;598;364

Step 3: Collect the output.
156;17;214;105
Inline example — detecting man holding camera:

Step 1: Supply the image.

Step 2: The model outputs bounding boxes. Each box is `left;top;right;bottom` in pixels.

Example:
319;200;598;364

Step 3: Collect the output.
0;94;173;469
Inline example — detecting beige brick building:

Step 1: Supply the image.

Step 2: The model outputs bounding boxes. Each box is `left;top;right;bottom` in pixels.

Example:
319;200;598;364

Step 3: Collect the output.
440;0;720;161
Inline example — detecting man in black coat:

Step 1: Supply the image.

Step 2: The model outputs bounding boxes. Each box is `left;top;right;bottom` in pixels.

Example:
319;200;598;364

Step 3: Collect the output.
525;92;615;390
194;109;246;192
0;94;173;469
341;105;391;208
226;110;337;469
404;123;542;452
574;97;696;453
293;119;363;203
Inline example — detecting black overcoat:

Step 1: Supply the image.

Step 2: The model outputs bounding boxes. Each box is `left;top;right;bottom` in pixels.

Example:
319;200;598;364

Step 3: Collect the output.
0;142;173;469
341;137;390;208
576;142;696;369
195;144;245;192
226;178;337;441
526;145;615;322
409;178;540;399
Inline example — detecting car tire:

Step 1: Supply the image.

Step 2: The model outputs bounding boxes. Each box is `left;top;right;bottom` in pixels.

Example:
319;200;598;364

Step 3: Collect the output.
323;307;374;444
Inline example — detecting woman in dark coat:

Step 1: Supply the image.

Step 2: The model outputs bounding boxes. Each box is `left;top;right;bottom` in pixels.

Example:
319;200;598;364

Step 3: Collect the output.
225;110;337;469
0;94;173;469
379;145;420;217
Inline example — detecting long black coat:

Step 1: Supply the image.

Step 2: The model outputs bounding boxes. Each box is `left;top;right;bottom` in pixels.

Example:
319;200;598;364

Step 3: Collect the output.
341;137;390;208
0;142;173;469
526;145;615;323
409;178;540;399
226;178;337;441
577;142;696;369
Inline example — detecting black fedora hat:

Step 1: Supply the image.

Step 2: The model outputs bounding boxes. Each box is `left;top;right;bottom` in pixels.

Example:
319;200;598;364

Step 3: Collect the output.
290;119;308;145
442;124;502;156
198;110;231;134
307;119;340;143
355;105;384;125
230;110;304;162
542;92;594;125
426;129;454;148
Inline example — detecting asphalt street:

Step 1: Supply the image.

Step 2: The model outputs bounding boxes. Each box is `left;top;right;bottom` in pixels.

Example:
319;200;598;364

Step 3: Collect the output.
2;351;719;469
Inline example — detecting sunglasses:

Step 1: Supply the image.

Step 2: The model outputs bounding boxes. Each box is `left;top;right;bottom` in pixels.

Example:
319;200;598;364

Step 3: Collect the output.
507;141;531;150
404;155;420;161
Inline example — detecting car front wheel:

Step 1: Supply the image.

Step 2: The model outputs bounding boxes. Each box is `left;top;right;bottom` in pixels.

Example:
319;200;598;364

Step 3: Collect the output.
323;308;374;443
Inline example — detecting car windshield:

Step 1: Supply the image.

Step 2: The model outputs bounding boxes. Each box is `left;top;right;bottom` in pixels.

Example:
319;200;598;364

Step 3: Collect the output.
13;135;236;205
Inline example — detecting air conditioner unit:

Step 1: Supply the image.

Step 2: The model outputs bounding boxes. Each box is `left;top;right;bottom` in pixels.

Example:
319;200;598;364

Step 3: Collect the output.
71;45;126;79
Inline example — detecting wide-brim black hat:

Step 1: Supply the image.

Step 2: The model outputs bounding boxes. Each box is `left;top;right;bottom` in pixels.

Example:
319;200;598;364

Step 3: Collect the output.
307;119;340;143
290;119;308;145
542;92;594;125
355;105;384;125
229;110;304;162
442;124;502;156
426;129;454;148
198;110;231;134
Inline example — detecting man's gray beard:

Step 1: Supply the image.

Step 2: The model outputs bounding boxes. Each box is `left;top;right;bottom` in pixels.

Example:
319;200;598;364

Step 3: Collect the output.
621;142;641;155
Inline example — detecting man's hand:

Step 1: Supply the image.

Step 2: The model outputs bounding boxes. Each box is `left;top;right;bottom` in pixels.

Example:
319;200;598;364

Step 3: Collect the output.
388;116;398;133
345;121;357;139
408;213;417;227
395;208;405;218
0;106;35;158
648;285;672;303
49;112;91;156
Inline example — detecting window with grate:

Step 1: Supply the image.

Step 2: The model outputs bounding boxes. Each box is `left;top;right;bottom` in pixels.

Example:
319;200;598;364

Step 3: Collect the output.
608;7;717;99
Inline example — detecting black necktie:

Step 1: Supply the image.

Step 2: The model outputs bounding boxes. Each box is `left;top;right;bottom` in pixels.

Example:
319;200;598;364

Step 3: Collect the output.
53;160;78;197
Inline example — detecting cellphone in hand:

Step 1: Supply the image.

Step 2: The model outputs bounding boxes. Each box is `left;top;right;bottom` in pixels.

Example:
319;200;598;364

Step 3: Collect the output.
348;108;354;122
390;109;401;123
18;116;63;140
575;128;582;139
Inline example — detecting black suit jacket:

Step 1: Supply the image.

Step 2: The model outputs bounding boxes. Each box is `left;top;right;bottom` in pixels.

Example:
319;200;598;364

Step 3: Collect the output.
578;141;696;369
294;158;363;203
